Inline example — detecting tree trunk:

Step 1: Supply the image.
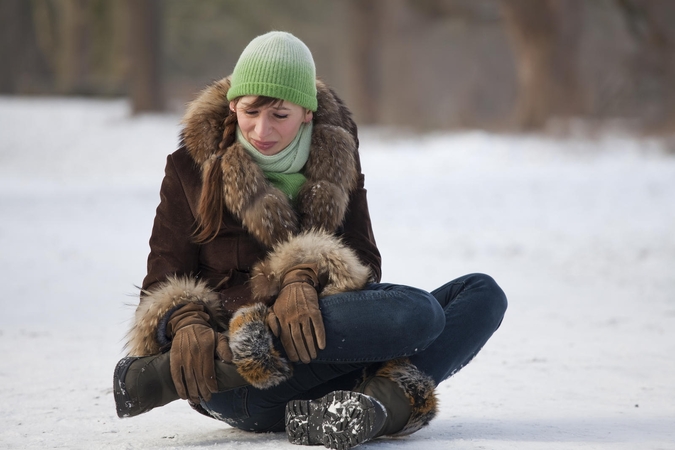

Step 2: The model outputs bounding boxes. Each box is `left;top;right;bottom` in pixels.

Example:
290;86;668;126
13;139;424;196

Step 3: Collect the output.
127;0;164;113
616;0;675;132
0;0;51;93
343;0;383;124
501;0;586;130
54;0;91;94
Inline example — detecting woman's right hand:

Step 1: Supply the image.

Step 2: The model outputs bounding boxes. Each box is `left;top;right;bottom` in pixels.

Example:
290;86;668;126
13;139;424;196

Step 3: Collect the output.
167;303;232;403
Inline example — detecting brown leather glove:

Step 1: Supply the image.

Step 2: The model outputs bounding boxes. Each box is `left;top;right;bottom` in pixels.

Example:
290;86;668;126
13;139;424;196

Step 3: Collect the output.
167;302;232;403
267;264;326;364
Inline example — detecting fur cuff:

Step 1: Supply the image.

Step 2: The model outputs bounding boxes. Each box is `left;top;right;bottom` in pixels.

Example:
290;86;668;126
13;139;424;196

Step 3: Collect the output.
125;276;219;356
249;229;371;300
229;303;293;389
376;358;438;436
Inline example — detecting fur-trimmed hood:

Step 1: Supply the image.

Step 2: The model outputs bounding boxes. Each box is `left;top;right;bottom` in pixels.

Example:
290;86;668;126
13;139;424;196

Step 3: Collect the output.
180;77;361;248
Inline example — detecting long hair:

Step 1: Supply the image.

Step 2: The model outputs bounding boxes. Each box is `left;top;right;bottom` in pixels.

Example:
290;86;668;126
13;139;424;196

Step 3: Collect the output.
193;95;286;243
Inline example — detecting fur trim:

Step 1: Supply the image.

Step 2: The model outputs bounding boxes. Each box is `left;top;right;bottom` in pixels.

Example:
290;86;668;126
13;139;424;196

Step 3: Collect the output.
180;78;231;166
217;143;298;247
374;358;438;436
180;77;355;166
297;125;358;232
229;303;293;389
249;229;371;301
125;276;220;357
179;77;359;248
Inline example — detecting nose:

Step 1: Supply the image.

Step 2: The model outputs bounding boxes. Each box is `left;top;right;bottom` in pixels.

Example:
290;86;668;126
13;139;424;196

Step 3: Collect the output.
254;115;271;138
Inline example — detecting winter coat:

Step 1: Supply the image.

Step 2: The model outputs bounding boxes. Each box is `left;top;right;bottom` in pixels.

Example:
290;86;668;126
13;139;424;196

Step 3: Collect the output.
125;77;381;389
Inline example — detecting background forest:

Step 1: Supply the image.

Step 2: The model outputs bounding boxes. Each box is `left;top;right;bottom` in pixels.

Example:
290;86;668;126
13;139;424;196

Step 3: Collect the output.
3;0;675;132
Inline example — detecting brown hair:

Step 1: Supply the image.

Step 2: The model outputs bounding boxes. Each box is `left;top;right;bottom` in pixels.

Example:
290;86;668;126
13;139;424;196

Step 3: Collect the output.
193;96;286;243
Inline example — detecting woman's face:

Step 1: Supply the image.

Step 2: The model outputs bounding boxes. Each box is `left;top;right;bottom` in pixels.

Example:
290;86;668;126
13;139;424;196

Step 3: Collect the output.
231;96;313;156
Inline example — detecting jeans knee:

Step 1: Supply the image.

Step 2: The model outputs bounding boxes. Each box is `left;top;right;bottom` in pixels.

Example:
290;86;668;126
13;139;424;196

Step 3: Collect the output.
399;291;446;347
469;273;508;326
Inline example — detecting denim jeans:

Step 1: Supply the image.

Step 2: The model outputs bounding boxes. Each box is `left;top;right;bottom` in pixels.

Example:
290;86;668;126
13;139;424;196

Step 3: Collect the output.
200;273;507;432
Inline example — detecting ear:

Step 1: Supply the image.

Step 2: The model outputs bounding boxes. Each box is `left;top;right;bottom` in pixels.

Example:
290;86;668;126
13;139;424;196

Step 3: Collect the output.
304;110;313;123
229;100;237;113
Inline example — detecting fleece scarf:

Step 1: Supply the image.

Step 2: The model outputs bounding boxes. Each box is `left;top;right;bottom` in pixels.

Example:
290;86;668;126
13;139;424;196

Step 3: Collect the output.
237;122;312;200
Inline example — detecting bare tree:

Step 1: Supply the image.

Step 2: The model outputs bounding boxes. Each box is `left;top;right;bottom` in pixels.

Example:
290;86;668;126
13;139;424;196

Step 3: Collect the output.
501;0;586;130
127;0;164;113
0;0;26;92
615;0;675;132
343;0;384;124
54;0;91;94
0;0;51;93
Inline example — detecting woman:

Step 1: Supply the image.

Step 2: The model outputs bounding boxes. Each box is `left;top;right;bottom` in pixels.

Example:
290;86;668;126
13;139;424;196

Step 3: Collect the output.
114;31;507;450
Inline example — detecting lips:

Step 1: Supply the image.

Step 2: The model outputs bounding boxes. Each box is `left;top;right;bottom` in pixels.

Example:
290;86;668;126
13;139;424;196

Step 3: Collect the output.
252;139;277;152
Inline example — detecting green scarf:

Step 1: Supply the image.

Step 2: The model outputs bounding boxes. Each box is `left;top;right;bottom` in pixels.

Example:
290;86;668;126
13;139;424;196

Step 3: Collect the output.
237;122;312;200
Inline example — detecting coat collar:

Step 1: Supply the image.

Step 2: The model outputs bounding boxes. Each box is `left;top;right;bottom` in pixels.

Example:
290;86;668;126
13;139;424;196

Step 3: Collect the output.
179;77;360;248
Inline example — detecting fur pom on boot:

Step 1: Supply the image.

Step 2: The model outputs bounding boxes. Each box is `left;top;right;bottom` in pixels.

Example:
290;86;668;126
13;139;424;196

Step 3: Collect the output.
367;357;438;436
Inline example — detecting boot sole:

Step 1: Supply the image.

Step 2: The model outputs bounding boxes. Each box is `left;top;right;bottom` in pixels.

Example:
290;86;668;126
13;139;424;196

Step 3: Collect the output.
285;391;380;450
113;356;142;418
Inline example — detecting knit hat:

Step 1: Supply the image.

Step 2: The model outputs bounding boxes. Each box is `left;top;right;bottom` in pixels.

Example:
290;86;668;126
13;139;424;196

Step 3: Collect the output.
227;31;318;111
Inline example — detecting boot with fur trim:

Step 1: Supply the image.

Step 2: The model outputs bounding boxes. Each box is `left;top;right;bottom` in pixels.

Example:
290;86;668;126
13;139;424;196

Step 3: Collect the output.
113;353;248;418
353;374;411;437
360;357;438;437
283;358;437;449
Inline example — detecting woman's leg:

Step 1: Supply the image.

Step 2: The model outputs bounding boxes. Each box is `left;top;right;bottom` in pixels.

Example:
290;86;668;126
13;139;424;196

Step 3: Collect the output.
410;273;508;384
316;283;447;362
200;364;364;432
201;275;507;431
277;273;507;446
201;283;447;431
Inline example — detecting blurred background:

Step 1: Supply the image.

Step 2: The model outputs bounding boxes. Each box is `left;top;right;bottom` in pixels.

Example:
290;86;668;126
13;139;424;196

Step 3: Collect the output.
2;2;675;448
2;0;675;133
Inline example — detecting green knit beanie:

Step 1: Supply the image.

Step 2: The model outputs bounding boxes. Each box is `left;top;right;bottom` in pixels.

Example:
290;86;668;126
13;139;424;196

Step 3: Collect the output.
227;31;317;111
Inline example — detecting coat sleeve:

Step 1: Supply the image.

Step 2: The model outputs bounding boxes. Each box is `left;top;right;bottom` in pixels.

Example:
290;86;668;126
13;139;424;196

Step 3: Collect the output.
340;171;382;283
126;152;219;356
142;152;200;293
337;101;381;283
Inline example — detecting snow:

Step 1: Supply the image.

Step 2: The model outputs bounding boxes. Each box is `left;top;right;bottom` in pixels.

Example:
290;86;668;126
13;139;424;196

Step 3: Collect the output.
1;97;674;449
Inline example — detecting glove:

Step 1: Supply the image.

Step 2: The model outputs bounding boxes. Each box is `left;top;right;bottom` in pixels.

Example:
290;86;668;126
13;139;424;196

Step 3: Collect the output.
267;264;326;364
167;303;232;403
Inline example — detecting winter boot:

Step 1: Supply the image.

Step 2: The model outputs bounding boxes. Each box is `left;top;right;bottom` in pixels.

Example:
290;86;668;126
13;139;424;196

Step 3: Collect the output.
352;374;411;437
284;358;438;449
354;358;438;437
113;352;248;418
285;390;388;450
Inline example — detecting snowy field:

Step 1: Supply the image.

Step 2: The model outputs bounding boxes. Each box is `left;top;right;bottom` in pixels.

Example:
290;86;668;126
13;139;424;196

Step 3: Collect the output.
1;97;674;449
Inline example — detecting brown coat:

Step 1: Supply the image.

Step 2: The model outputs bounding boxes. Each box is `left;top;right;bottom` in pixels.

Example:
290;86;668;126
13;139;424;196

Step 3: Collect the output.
125;78;381;388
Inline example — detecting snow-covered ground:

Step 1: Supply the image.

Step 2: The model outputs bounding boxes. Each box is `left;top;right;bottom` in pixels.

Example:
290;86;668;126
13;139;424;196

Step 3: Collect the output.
1;97;674;449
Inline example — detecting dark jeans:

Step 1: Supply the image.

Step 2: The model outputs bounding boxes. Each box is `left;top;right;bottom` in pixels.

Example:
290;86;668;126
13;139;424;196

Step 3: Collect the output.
200;273;507;432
